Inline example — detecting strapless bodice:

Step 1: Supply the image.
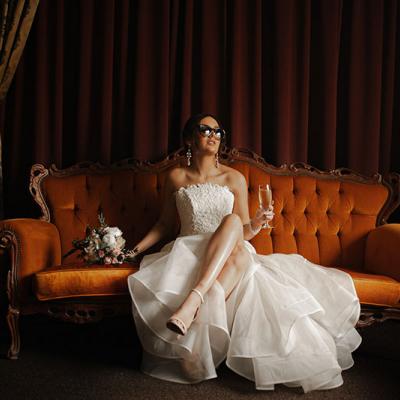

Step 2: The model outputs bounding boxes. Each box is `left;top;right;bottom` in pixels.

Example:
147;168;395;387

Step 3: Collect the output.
175;182;235;236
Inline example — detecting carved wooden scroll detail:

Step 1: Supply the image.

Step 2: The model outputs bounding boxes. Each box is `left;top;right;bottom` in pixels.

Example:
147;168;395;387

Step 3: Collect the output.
0;230;21;359
357;307;400;329
46;302;131;324
29;164;51;222
379;172;400;225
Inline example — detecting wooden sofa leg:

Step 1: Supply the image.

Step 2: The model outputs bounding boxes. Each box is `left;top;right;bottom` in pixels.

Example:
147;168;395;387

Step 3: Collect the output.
6;305;20;360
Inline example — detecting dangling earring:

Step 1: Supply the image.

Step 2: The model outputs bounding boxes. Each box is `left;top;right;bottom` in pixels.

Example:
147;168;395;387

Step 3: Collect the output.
186;145;192;166
215;152;219;168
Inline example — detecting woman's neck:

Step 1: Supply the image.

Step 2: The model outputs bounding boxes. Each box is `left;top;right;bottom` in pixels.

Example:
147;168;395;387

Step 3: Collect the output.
190;154;218;180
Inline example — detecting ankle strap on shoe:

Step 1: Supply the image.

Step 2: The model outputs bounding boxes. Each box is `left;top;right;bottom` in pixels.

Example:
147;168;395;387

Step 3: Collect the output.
191;288;204;304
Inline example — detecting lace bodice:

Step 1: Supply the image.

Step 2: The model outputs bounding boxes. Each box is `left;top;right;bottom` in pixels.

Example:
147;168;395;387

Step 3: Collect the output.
175;183;235;236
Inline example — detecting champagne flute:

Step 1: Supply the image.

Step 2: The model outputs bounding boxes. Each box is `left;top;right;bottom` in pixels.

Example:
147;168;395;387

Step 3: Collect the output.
258;184;274;229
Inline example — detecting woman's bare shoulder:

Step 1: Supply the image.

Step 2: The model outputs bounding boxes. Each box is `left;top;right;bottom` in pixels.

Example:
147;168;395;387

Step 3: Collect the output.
222;165;247;192
165;167;188;190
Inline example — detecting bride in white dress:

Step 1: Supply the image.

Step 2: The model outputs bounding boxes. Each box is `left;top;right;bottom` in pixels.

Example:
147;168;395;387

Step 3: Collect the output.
127;113;362;393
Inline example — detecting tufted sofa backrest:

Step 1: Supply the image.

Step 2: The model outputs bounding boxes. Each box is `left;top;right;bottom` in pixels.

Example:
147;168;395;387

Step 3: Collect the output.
233;161;390;269
30;148;398;271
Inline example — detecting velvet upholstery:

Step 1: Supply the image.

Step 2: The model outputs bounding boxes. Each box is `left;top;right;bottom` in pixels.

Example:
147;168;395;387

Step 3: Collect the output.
0;218;61;304
365;224;400;281
33;263;137;300
339;268;399;308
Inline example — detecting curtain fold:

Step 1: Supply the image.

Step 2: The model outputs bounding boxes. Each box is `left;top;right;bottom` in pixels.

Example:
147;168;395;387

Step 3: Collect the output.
0;0;39;219
0;0;39;99
0;0;399;220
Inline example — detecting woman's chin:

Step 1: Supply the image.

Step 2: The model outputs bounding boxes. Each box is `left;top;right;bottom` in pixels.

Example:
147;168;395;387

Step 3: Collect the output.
198;147;218;156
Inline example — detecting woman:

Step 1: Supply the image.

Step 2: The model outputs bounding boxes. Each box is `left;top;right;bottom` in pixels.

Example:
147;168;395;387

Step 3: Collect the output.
127;113;361;393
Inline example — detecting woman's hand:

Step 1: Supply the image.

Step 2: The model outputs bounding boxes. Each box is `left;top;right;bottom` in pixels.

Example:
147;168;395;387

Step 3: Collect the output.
125;245;141;261
132;246;141;255
251;203;275;231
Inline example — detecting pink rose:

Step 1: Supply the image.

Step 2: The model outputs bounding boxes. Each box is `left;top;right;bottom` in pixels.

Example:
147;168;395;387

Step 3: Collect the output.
98;250;105;258
104;256;112;264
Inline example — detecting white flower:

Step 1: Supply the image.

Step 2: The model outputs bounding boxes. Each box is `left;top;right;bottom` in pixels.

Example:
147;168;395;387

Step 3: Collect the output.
102;233;117;249
115;236;126;249
104;227;123;237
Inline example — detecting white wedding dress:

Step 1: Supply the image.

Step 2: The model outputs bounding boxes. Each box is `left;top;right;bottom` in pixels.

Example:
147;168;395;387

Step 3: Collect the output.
127;182;362;393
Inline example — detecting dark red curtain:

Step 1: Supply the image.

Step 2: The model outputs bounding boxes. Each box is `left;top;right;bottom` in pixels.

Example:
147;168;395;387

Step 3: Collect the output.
1;0;399;220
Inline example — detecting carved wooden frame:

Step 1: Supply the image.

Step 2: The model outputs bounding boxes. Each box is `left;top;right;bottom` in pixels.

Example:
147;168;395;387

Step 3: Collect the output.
2;146;399;359
0;230;21;359
30;146;400;225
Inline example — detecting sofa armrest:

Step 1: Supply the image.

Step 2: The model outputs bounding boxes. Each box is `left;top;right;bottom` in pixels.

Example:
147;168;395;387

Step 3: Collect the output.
365;223;400;281
0;218;61;304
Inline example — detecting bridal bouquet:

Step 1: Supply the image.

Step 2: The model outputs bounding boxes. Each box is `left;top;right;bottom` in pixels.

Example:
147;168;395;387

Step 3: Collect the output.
63;212;137;265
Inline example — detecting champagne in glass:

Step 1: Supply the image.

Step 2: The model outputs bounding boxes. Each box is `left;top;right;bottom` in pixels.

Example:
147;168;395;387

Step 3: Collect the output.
258;184;274;229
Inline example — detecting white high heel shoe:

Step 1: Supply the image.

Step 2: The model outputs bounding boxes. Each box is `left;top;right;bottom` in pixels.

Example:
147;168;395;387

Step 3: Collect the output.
166;289;204;335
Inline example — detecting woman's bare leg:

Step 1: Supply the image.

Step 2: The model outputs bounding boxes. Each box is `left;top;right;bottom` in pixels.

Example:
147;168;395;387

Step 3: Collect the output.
194;213;245;294
167;214;246;333
216;242;252;300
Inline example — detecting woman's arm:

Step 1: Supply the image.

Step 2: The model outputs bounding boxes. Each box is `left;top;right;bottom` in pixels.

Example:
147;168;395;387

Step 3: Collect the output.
132;171;179;255
230;171;273;241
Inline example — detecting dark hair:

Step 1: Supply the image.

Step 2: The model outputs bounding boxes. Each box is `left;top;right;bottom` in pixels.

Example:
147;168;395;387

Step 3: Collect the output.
181;113;226;145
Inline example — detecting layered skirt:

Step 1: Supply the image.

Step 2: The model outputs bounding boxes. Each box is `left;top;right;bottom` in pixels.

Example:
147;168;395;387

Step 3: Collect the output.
128;233;361;393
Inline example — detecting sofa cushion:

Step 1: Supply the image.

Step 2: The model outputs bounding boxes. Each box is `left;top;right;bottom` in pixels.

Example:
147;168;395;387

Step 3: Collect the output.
33;262;399;308
338;268;400;308
33;263;139;301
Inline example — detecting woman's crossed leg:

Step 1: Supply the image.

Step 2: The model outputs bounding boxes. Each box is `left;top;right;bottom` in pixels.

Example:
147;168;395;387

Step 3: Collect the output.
167;213;252;335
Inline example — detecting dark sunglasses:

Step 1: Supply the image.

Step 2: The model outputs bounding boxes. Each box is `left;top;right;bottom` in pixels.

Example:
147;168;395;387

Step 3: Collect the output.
197;124;226;141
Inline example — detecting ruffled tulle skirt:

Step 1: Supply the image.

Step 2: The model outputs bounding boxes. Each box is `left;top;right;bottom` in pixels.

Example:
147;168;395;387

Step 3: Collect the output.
127;233;361;393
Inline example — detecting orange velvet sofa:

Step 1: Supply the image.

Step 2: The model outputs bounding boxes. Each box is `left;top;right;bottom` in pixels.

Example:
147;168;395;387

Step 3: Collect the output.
1;147;399;360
